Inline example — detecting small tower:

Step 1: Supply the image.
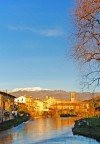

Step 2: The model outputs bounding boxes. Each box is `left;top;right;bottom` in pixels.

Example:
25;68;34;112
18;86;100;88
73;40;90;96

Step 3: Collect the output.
45;95;49;100
70;92;75;102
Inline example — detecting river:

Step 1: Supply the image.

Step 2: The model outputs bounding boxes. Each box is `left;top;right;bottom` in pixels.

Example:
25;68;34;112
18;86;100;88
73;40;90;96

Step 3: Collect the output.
0;117;99;144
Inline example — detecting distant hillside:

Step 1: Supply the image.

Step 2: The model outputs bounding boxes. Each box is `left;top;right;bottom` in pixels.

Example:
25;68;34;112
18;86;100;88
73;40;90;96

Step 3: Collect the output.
10;90;100;101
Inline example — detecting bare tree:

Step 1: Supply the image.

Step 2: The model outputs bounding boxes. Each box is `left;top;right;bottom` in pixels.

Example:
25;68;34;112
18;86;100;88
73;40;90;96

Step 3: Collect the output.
72;0;100;89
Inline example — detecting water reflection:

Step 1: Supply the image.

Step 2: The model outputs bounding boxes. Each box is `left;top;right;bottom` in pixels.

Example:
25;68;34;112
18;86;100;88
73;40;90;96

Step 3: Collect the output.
24;117;77;140
0;117;99;144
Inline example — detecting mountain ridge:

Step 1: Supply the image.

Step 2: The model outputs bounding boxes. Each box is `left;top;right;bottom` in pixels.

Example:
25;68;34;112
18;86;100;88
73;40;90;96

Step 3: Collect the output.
9;88;100;101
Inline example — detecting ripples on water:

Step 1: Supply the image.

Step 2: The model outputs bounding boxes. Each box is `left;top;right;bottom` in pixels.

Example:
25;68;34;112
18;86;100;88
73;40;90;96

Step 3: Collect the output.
0;117;99;144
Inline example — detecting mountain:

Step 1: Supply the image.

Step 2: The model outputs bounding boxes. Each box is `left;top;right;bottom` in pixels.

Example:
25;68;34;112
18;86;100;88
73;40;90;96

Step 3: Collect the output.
9;87;100;101
10;87;48;92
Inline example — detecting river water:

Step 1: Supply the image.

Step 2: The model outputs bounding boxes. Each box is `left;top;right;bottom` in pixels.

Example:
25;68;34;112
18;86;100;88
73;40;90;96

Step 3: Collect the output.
0;117;99;144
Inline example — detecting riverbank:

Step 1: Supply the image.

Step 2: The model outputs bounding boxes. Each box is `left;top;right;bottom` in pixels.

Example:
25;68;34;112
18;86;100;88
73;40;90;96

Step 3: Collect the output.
0;113;30;131
72;117;100;142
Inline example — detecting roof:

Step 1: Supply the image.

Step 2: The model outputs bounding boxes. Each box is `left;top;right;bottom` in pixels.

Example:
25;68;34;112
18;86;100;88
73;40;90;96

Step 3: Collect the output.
0;91;16;98
25;96;33;98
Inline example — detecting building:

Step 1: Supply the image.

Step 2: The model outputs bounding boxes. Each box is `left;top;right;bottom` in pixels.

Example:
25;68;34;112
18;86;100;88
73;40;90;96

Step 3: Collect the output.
15;96;34;111
0;91;16;123
51;102;89;112
33;99;44;115
15;96;26;104
50;92;90;116
43;96;57;110
70;92;75;102
26;96;34;110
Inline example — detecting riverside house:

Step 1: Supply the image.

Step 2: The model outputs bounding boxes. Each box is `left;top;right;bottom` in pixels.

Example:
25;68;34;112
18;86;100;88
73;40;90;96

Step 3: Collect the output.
0;91;16;123
15;96;34;111
14;96;26;104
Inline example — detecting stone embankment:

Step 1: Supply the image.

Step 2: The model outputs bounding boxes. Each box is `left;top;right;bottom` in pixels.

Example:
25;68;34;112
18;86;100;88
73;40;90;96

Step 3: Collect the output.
72;117;100;142
0;113;30;131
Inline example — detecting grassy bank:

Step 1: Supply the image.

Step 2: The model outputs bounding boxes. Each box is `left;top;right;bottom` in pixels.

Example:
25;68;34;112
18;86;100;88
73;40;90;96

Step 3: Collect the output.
0;113;30;131
72;117;100;142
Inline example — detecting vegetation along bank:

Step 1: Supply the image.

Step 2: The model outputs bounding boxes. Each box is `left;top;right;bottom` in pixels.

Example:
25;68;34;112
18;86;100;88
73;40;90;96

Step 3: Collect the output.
72;117;100;142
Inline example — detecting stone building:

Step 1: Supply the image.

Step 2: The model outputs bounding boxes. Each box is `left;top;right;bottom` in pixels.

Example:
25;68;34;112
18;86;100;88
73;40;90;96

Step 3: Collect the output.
0;91;16;123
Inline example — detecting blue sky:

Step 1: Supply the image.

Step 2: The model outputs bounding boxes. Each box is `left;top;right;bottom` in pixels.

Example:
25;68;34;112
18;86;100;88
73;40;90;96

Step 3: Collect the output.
0;0;81;91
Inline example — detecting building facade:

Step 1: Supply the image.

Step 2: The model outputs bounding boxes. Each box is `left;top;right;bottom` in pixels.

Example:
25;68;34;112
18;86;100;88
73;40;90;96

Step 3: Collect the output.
0;91;16;123
15;96;26;104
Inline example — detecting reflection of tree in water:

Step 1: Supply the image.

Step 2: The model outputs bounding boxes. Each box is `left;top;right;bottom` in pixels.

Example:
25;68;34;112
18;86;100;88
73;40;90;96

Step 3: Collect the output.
52;117;78;130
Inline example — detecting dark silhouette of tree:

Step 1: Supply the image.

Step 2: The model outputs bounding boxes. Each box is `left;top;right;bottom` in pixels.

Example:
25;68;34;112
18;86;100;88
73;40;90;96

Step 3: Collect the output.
72;0;100;89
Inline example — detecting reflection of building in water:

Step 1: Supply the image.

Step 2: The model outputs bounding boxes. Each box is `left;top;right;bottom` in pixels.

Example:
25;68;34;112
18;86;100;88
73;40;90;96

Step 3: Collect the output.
25;117;78;138
54;117;78;128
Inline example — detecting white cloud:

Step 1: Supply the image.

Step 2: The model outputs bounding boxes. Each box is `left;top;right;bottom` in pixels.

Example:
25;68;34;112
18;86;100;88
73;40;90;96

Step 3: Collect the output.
8;25;64;37
40;29;64;36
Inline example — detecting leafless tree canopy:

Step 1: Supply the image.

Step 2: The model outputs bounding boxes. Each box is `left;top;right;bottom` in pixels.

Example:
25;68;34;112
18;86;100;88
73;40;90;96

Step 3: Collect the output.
73;0;100;88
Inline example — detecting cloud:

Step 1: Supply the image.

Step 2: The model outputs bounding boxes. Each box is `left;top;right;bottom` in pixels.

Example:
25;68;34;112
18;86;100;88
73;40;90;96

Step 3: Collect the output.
40;29;64;36
8;25;64;37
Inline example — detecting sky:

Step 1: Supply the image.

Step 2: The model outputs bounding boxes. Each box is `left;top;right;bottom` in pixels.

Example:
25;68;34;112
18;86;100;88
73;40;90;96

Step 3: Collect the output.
0;0;82;92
